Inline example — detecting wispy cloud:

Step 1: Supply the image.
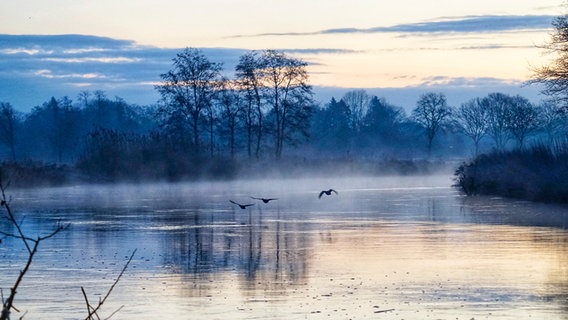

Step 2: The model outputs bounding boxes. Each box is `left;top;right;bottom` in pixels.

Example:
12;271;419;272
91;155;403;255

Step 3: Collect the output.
232;15;554;38
0;33;545;110
418;76;524;88
0;34;355;109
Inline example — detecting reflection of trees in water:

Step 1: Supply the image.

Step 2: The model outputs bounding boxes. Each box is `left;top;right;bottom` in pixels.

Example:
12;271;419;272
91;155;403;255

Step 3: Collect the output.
159;206;311;294
459;196;568;229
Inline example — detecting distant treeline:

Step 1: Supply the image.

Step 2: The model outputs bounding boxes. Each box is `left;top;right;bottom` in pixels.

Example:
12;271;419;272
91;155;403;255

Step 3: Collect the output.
1;48;568;187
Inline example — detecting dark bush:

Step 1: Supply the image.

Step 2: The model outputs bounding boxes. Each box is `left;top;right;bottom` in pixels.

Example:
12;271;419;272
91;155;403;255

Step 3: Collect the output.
0;161;70;188
454;143;568;203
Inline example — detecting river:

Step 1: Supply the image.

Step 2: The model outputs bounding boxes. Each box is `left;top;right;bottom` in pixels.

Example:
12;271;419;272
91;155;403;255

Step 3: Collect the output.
1;175;567;319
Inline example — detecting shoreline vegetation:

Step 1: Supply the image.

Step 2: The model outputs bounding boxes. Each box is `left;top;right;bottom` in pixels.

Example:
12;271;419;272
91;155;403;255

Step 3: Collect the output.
3;143;568;206
454;143;568;204
3;144;568;205
0;158;454;188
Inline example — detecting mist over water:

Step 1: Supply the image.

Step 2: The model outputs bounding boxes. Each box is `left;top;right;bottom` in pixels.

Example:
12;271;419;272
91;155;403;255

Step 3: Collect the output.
1;175;567;319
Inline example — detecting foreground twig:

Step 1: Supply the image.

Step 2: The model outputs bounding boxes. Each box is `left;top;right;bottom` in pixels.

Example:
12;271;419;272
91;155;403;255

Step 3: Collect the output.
82;249;137;320
0;175;68;320
1;171;135;320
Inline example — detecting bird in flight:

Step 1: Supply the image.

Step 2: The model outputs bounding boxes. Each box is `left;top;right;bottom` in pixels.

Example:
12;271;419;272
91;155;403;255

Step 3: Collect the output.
230;200;255;209
318;189;338;199
251;197;278;203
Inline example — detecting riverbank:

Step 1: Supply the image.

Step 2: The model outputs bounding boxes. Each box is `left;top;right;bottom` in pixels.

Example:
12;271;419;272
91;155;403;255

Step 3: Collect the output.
454;144;568;203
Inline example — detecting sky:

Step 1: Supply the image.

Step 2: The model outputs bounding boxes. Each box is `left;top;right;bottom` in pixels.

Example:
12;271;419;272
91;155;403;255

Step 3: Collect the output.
0;0;565;111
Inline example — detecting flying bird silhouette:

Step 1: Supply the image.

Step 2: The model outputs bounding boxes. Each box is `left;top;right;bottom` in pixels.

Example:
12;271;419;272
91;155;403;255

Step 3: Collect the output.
318;189;338;199
251;197;278;203
230;200;255;209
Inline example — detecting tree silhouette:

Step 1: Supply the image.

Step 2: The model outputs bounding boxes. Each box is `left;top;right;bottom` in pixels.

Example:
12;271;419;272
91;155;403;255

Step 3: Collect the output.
529;12;568;107
156;48;223;156
217;78;243;158
235;51;264;159
456;97;489;156
259;50;314;159
485;92;514;151
507;95;540;148
362;96;406;149
411;92;453;155
0;102;19;161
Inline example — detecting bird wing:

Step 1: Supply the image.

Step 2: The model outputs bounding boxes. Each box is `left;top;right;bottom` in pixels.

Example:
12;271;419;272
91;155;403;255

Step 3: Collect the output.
230;200;239;205
250;197;260;200
244;203;255;207
331;189;338;194
318;191;325;198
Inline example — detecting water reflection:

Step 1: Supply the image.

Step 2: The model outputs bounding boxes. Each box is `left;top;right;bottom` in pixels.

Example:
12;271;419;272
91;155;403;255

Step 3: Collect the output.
156;206;312;293
1;176;567;319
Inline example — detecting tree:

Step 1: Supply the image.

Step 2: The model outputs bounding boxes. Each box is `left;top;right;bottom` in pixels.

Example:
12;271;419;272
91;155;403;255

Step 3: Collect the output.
235;51;264;159
313;98;352;153
0;102;19;161
342;89;370;135
259;50;314;159
48;96;81;163
529;12;568;107
411;92;453;155
507;95;540;148
217;78;243;158
24;97;81;163
362;96;405;145
156;48;223;156
485;92;514;151
538;100;568;144
456;97;490;156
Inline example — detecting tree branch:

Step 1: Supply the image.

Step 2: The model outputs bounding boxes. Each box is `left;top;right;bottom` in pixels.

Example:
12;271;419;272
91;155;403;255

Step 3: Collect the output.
83;249;137;320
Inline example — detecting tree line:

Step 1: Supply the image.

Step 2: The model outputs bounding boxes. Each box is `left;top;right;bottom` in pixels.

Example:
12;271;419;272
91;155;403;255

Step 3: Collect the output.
1;48;567;181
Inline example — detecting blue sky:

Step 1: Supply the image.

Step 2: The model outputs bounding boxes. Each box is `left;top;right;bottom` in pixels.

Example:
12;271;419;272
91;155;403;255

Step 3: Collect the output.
0;1;563;111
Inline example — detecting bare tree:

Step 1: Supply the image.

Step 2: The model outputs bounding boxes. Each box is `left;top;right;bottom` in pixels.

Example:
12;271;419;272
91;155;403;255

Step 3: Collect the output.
342;89;370;134
235;51;264;159
411;92;453;155
456;97;489;156
539;100;568;144
218;78;243;158
508;95;540;148
259;50;314;159
0;102;19;161
529;11;568;107
156;48;223;156
485;92;514;151
77;91;91;108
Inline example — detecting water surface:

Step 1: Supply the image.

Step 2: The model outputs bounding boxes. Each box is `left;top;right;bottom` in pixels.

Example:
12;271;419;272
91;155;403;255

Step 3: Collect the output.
1;175;567;319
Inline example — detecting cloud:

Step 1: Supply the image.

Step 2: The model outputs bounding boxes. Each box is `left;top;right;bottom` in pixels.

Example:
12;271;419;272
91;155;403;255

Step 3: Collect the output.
0;35;250;109
233;15;554;38
0;34;362;110
419;76;524;88
282;48;358;55
0;34;545;112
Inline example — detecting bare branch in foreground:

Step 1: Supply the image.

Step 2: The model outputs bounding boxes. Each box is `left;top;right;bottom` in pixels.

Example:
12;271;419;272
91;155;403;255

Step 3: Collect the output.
82;249;137;320
0;176;68;320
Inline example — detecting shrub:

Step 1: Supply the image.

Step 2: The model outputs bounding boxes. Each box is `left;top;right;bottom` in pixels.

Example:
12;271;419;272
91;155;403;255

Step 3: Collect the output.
454;143;568;203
